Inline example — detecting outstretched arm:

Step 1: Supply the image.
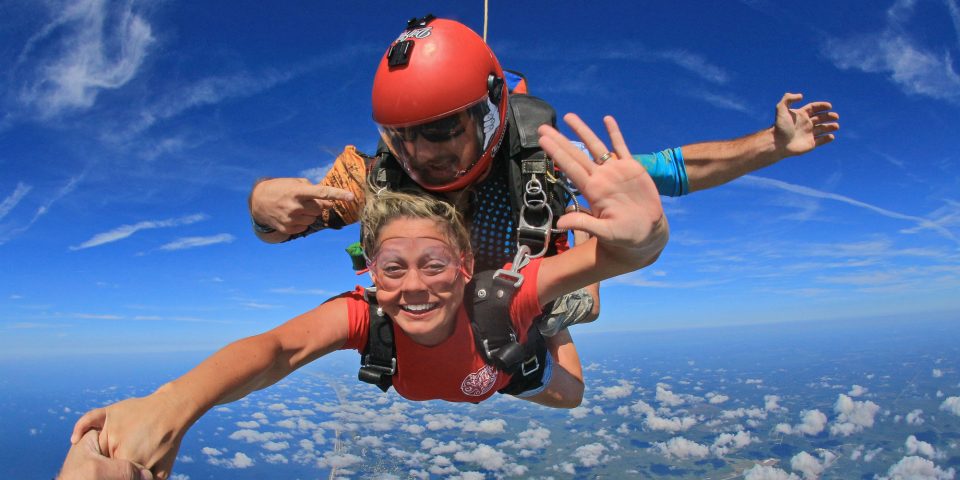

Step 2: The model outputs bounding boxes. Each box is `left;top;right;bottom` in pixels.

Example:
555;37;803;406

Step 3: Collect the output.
681;92;839;192
536;114;669;306
70;299;350;479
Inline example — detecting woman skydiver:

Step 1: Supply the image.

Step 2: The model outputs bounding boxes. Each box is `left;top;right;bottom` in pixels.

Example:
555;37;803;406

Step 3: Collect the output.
65;113;669;479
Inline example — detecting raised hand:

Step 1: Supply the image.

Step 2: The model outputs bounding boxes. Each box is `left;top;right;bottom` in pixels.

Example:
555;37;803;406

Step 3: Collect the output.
250;177;354;235
775;92;840;156
538;113;668;266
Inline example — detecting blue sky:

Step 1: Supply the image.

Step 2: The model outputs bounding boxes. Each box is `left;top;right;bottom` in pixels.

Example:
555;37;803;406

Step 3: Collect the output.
1;0;959;357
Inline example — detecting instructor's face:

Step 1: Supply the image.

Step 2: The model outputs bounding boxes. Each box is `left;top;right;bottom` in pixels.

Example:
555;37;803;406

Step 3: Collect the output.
400;112;481;188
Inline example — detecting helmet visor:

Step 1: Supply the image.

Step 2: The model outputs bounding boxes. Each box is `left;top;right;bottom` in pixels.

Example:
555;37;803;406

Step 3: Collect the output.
378;97;501;190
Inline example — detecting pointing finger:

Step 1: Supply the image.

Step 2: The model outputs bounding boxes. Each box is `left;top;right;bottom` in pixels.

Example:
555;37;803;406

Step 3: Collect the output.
297;184;354;202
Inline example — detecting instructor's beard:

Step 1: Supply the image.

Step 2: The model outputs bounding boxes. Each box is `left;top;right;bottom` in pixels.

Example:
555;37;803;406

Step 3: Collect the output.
409;154;467;187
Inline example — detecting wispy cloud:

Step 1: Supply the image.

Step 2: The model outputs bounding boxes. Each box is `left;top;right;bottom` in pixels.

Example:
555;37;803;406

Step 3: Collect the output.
677;89;751;114
739;175;960;245
15;0;154;119
823;0;960;104
114;43;379;142
300;163;334;184
0;174;84;246
495;40;731;86
949;0;960;53
70;213;208;250
654;49;730;84
159;233;235;251
0;182;32;220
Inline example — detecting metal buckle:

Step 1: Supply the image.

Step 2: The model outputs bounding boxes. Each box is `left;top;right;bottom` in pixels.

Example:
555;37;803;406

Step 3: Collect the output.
482;332;517;359
521;355;540;376
361;355;396;376
517;206;552;259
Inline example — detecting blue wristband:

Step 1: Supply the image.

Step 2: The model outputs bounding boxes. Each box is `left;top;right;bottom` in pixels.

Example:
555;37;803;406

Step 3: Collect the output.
633;147;689;197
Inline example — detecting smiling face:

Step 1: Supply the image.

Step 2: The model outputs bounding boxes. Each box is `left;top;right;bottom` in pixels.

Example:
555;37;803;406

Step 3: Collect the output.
369;217;471;346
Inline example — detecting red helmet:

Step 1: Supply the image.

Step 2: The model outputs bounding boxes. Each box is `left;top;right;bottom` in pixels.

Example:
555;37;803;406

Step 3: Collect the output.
372;15;508;192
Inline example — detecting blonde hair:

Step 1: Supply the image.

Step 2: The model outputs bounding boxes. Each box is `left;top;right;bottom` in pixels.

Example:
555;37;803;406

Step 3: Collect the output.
361;189;472;259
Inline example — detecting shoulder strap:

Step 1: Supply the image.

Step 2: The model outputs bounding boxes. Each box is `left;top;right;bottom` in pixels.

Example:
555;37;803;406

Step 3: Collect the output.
505;95;571;257
465;270;537;375
358;287;396;392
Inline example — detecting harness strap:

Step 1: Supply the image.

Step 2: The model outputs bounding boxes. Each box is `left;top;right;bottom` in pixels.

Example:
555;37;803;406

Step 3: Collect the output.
505;94;570;258
464;266;540;376
358;287;396;392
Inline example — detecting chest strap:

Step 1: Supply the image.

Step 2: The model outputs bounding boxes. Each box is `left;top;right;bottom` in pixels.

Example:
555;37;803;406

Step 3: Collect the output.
358;287;396;392
465;266;540;377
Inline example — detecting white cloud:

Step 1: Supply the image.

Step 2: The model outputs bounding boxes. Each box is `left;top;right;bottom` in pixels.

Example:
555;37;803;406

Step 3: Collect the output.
573;443;609;467
875;455;956;480
499;425;551;453
159;233;235;251
618;399;655;417
906;409;925;425
422;439;462;456
744;465;801;480
655;384;701;406
711;431;757;457
261;441;288;452
0;174;83;246
830;394;881;436
317;452;363;469
848;385;868;397
208;451;254;469
824;0;960;105
775;409;828;436
423;413;459;430
651;436;710;460
453;444;508;471
739;176;960;245
70;213;207;250
933;369;944;378
648;49;731;84
15;0;154;119
680;89;751;114
790;450;837;480
228;429;292;443
0;183;32;221
765;395;785;412
940;396;960;416
722;407;768;421
906;435;942;460
201;447;221;456
301;163;334;184
644;412;698;432
461;418;506;434
707;392;730;404
597;379;635;400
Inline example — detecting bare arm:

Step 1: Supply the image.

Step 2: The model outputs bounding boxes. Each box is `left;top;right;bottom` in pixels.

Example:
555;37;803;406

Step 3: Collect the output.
536;114;669;307
71;298;351;479
684;92;839;192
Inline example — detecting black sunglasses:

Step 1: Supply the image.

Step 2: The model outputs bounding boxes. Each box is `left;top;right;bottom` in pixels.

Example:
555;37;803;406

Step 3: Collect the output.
398;113;467;143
